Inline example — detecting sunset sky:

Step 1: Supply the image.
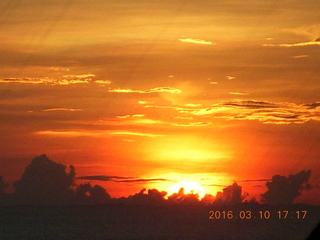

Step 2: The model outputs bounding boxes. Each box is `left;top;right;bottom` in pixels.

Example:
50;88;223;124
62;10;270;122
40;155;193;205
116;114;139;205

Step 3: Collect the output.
0;0;319;204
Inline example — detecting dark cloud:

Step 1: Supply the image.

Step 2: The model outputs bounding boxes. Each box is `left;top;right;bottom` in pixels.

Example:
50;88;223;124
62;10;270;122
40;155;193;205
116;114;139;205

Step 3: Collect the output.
116;178;170;183
77;175;134;182
7;155;114;205
13;154;76;205
78;175;170;183
118;188;167;206
214;182;244;206
238;179;271;183
167;188;201;205
223;100;278;109
0;176;9;204
261;170;312;205
304;102;320;109
75;183;111;205
1;155;317;208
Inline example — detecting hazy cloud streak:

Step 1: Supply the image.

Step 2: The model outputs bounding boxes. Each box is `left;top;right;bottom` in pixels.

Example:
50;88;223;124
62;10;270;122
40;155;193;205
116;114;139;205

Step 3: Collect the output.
178;38;214;45
43;108;83;112
34;130;166;138
108;87;182;94
263;38;320;47
0;77;89;85
182;100;320;124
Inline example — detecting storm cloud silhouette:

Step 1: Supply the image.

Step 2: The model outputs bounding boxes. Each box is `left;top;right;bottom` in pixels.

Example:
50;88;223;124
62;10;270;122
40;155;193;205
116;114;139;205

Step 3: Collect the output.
261;170;312;205
13;154;76;205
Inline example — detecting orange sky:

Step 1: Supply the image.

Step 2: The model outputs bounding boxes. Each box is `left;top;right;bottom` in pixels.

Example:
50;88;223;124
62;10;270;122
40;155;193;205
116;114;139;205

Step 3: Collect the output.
0;0;320;204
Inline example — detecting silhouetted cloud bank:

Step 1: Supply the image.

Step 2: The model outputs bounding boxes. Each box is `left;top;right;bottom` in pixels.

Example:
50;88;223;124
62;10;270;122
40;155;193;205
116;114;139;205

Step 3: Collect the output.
13;154;76;205
0;155;316;206
261;170;312;205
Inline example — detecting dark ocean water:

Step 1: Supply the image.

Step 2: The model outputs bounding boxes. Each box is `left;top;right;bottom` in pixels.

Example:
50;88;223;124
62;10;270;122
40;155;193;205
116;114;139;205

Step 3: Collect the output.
0;204;319;240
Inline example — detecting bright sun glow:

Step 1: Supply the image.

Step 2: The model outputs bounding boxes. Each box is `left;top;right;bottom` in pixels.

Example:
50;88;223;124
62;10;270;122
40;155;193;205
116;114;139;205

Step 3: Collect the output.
168;181;206;199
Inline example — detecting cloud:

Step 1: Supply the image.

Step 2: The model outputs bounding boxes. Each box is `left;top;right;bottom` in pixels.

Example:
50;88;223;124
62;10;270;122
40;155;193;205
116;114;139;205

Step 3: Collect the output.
171;122;211;127
13;154;76;205
137;99;320;125
94;80;112;85
223;100;278;109
261;170;312;205
117;114;145;119
263;38;320;47
291;55;310;59
283;24;320;39
179;38;214;45
138;100;155;105
75;183;110;205
108;87;181;94
0;73;101;86
43;108;83;112
0;78;52;84
214;182;244;206
35;130;104;137
226;75;236;80
186;100;320;124
35;130;165;138
304;102;320;109
238;179;271;183
0;77;90;85
229;92;248;96
63;74;95;79
184;103;202;107
108;131;165;138
121;188;168;206
78;175;170;184
77;175;134;181
116;178;169;183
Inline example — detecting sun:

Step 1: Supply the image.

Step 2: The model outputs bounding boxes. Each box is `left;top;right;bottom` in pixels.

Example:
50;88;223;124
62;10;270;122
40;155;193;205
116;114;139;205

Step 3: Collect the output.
168;181;206;199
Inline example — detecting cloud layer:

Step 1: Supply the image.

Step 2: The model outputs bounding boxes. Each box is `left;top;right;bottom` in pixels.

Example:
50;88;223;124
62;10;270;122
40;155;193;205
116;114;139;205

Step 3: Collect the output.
173;100;320;124
178;38;214;45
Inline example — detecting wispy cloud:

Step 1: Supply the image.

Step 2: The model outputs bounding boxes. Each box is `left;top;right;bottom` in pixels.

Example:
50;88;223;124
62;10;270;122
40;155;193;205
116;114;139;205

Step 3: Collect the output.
77;175;171;183
0;77;90;85
77;175;134;181
171;122;211;127
116;178;170;183
178;38;214;45
229;92;248;96
95;80;112;85
0;78;54;85
291;55;310;59
184;103;202;107
263;38;320;47
238;179;271;183
0;73;100;86
63;74;95;79
226;76;236;80
108;87;182;94
136;99;320;125
117;114;145;119
283;24;320;39
138;100;155;105
43;108;83;112
34;130;165;138
35;130;103;137
180;100;320;124
304;102;320;109
109;131;165;138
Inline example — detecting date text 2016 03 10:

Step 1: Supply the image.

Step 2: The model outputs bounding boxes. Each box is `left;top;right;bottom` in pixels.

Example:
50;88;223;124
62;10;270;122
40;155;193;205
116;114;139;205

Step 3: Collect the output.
208;210;307;220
